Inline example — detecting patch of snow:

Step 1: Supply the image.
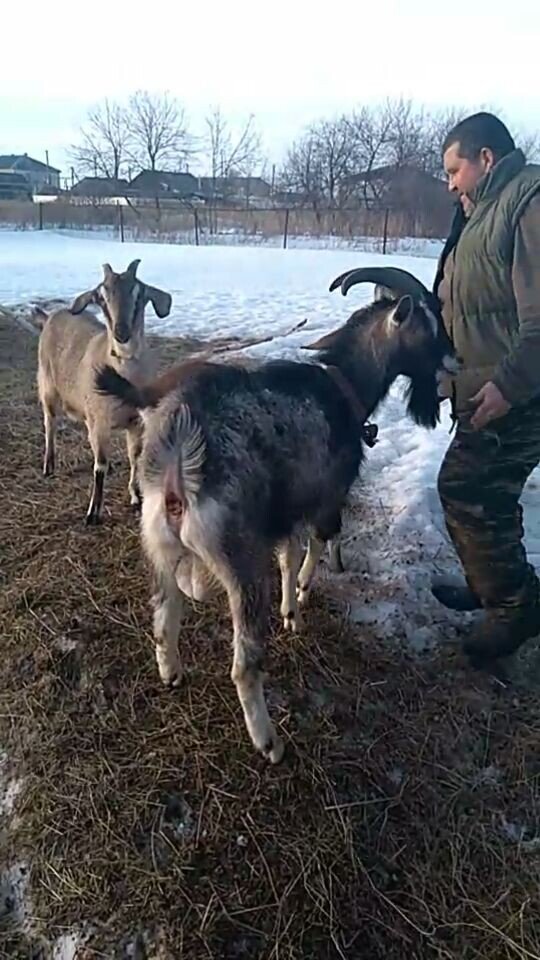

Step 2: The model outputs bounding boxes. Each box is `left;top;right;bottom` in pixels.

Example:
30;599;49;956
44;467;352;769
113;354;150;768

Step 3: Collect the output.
55;635;79;654
52;932;85;960
0;777;23;817
0;862;30;928
0;749;23;818
500;817;540;851
472;766;502;788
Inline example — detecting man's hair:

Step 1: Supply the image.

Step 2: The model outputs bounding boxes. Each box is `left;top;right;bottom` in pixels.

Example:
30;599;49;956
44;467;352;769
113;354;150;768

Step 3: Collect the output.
443;112;516;162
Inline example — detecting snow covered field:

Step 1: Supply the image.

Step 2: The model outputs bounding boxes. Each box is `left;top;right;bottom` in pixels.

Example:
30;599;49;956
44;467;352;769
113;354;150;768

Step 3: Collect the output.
1;228;540;647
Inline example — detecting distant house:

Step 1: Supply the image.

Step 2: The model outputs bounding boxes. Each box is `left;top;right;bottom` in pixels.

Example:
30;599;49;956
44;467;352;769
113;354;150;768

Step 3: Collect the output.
340;164;453;234
0;170;33;201
341;164;451;208
0;154;61;192
129;170;204;201
271;189;307;208
197;176;272;204
70;177;131;202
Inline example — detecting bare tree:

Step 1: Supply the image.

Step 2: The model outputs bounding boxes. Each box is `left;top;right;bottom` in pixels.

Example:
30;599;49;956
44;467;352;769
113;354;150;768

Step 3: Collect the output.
126;90;194;171
314;117;360;206
344;105;394;204
280;116;359;208
386;99;429;169
279;133;323;207
205;106;262;179
516;128;540;162
418;106;470;177
70;99;130;180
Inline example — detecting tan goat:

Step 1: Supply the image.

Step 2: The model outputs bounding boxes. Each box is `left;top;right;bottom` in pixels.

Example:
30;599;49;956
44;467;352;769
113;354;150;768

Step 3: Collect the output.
36;259;172;524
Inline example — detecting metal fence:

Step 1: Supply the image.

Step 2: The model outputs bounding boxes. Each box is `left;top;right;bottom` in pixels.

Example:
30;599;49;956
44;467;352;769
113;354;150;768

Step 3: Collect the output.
0;198;447;252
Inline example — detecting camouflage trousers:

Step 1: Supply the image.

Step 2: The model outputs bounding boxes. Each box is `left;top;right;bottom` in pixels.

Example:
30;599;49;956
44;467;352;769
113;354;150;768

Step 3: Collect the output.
437;399;540;612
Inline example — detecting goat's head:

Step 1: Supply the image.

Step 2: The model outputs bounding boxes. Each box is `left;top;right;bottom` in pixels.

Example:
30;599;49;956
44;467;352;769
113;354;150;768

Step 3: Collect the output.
70;260;172;354
304;266;459;428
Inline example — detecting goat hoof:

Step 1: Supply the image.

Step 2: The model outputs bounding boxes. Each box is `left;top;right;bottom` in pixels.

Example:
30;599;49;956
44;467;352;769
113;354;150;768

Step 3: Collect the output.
85;513;101;527
283;611;302;632
296;584;310;606
262;736;285;765
158;662;183;687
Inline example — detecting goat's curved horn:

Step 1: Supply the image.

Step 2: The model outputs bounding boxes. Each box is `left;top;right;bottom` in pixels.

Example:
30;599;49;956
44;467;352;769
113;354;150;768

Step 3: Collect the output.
126;259;141;278
329;267;431;300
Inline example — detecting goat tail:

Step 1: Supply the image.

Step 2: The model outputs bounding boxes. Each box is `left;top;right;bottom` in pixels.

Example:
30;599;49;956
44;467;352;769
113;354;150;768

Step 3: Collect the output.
169;404;206;501
146;400;206;507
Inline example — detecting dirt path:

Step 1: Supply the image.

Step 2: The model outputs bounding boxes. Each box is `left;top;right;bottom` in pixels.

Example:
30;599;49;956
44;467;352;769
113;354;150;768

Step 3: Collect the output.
1;311;539;960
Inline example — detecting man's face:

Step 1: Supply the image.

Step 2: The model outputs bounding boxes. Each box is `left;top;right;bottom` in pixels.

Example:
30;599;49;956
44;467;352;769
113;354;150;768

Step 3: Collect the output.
443;142;495;210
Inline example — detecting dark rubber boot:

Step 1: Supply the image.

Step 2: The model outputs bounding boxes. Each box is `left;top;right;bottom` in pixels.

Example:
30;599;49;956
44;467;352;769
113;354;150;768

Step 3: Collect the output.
431;575;482;612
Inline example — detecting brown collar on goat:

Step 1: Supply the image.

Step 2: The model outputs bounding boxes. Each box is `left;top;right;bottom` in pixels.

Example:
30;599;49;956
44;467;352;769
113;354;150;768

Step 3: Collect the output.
323;365;378;448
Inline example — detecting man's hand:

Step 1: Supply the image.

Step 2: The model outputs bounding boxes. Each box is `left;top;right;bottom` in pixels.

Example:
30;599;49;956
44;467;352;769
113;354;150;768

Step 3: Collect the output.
469;381;511;430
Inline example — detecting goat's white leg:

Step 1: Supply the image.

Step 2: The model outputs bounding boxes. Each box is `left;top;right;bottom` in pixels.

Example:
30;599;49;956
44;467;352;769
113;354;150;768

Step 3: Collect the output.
125;423;143;512
328;538;345;574
297;536;326;606
142;489;185;685
86;420;109;526
228;575;283;763
181;507;283;762
205;550;283;762
42;401;57;477
277;536;304;632
152;569;184;687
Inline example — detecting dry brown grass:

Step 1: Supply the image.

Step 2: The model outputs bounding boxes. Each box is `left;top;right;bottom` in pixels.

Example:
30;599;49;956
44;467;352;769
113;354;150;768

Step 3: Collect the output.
0;311;539;959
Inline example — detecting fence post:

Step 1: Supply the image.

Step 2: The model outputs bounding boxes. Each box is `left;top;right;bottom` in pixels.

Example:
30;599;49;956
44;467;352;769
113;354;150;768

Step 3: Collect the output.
38;202;43;231
382;207;389;254
283;208;290;249
194;209;200;246
117;202;125;243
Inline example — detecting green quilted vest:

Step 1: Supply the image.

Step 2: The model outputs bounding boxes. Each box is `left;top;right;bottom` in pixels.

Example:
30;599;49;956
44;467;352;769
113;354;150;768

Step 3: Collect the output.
443;149;540;411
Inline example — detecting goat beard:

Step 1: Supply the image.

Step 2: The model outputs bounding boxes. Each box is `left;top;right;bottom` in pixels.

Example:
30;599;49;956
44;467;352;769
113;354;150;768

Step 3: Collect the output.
404;376;440;429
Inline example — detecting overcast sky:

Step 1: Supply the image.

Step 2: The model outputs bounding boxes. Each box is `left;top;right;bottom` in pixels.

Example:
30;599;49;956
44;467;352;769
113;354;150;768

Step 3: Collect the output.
1;0;538;177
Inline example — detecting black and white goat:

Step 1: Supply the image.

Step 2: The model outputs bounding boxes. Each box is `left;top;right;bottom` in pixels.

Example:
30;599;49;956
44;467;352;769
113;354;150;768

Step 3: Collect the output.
96;267;458;763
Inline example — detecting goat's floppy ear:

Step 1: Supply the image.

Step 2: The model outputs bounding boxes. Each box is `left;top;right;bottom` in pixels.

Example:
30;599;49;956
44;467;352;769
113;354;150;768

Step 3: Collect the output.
70;287;99;315
389;294;414;326
32;306;48;329
144;284;172;319
302;326;344;351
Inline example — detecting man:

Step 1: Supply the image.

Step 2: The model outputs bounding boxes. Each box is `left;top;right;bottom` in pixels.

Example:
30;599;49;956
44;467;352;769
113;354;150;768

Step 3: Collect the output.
431;111;540;666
